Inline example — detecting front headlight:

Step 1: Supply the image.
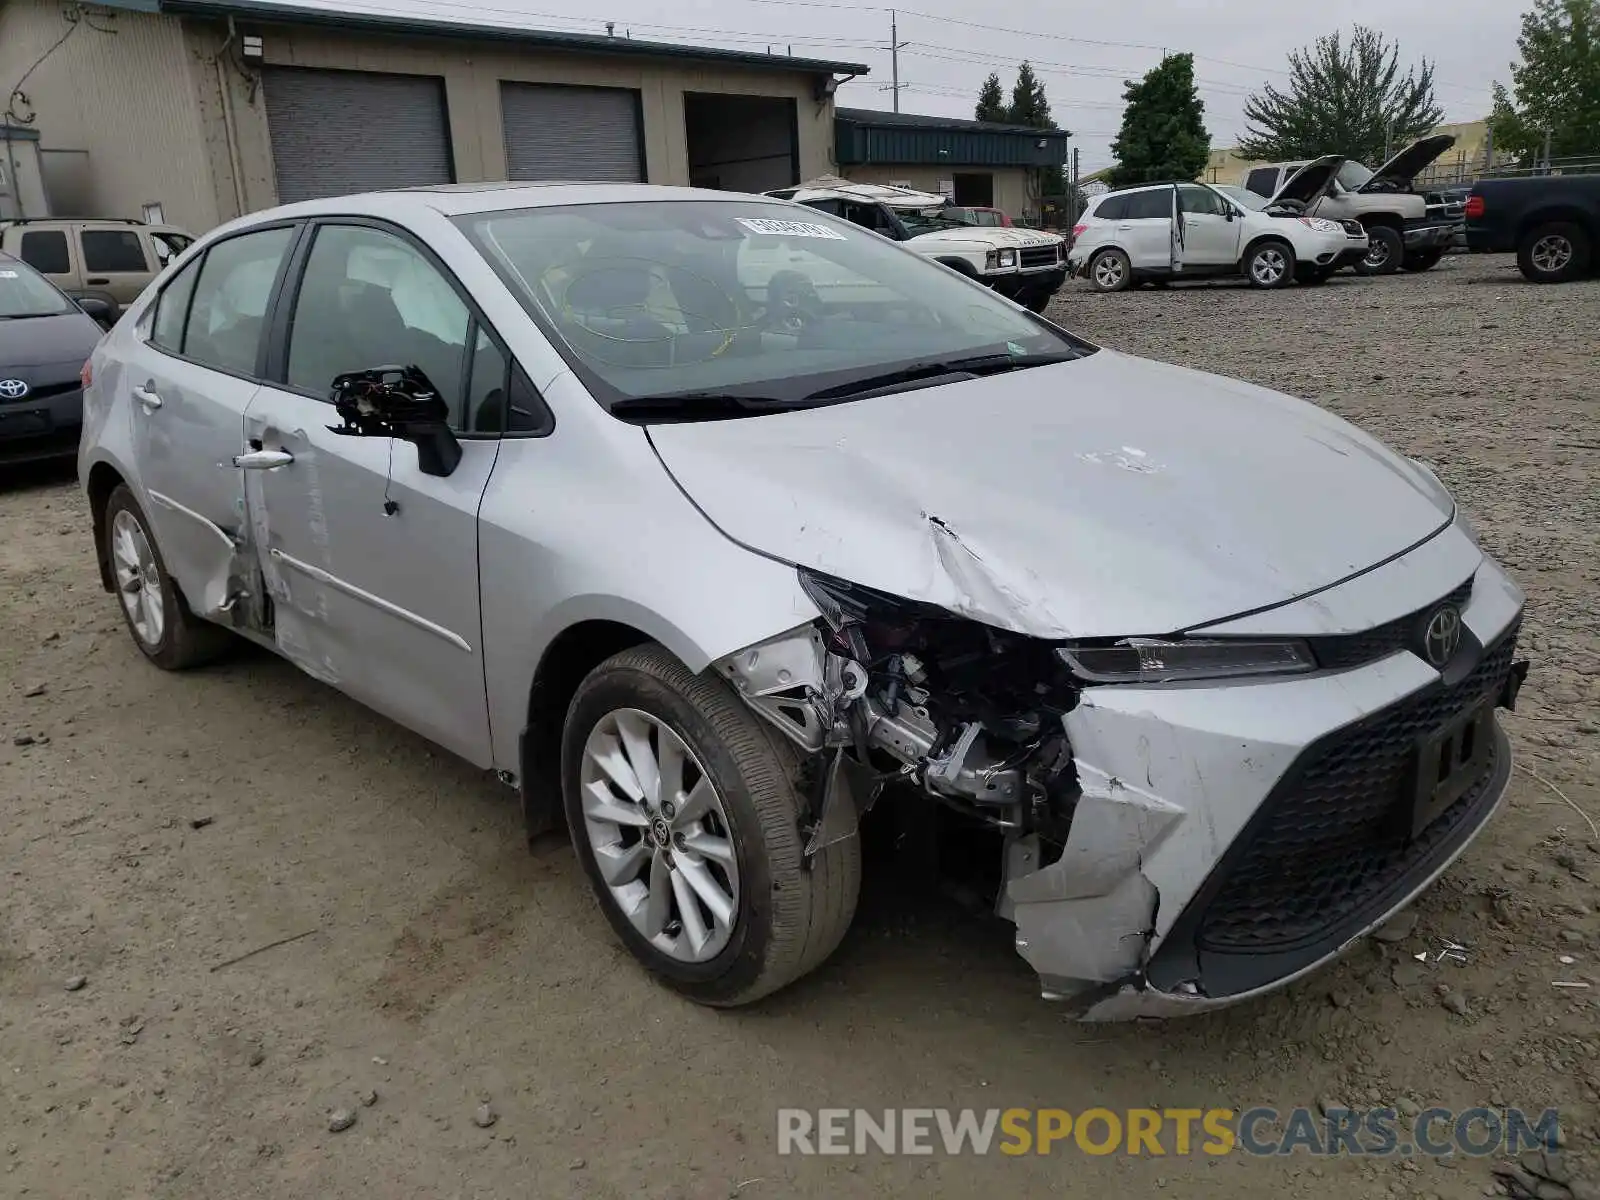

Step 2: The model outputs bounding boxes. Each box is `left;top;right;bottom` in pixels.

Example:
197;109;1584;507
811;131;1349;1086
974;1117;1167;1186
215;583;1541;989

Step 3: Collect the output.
1299;217;1343;235
996;248;1017;267
1057;638;1315;684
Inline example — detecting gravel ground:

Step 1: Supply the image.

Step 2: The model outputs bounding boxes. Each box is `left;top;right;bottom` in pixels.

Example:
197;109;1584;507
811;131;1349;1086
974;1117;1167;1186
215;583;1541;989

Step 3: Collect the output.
1;252;1597;1200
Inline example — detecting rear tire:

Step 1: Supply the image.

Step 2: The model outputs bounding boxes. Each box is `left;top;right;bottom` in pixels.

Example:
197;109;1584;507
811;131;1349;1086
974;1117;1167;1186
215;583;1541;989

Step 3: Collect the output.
1516;221;1591;284
102;485;233;670
1088;248;1132;292
562;643;860;1006
1354;225;1403;275
1244;239;1294;289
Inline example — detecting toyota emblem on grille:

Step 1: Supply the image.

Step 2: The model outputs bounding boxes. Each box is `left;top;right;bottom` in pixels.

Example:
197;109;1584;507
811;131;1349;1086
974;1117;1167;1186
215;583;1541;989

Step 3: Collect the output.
0;378;29;400
1422;605;1463;667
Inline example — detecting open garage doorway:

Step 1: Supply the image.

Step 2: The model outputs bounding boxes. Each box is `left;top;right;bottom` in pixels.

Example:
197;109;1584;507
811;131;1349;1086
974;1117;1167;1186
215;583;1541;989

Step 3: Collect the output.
684;93;799;194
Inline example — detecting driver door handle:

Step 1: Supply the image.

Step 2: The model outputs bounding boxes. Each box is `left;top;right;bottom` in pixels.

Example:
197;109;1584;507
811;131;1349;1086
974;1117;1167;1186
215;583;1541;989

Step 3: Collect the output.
234;448;294;470
133;385;162;411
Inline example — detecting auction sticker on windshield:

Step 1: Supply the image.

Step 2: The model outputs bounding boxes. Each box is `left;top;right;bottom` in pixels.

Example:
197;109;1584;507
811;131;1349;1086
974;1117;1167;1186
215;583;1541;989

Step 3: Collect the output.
736;218;849;240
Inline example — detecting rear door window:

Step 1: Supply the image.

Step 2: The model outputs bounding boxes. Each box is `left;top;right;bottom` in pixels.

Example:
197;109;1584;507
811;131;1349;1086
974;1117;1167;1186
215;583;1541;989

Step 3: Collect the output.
1123;189;1172;220
81;229;151;274
18;230;71;275
183;226;295;376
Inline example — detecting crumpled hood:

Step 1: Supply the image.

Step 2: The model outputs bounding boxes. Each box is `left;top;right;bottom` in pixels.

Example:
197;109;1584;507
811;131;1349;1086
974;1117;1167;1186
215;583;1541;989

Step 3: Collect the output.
647;350;1454;638
909;226;1062;249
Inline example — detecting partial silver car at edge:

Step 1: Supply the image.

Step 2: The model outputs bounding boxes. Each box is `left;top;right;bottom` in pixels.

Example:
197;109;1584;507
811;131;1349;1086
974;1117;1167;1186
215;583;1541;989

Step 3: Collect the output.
79;183;1530;1019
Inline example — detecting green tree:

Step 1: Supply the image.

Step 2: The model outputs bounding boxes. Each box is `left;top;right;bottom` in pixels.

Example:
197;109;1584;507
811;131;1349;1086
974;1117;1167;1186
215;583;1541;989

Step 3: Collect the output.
1236;26;1444;164
1108;53;1210;187
1007;61;1053;128
1488;0;1600;164
974;73;1008;123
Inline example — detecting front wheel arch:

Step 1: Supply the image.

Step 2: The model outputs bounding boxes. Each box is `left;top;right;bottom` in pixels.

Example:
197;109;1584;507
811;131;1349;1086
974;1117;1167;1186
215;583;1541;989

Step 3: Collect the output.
934;255;980;277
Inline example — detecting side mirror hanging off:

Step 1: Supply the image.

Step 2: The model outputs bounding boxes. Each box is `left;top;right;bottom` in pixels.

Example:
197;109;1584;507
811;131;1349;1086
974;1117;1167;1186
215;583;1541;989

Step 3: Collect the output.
327;365;463;478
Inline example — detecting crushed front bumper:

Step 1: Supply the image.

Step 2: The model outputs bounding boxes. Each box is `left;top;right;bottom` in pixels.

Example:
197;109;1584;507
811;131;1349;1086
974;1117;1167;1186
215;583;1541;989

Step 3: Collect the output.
1004;555;1528;1019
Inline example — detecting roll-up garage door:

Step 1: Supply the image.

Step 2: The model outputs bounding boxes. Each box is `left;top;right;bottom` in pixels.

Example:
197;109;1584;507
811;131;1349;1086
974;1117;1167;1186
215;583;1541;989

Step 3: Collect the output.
263;67;454;203
501;83;643;182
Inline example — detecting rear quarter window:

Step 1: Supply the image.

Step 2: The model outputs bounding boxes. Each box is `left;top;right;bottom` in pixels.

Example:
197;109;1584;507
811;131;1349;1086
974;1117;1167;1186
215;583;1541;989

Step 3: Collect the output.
1092;195;1129;221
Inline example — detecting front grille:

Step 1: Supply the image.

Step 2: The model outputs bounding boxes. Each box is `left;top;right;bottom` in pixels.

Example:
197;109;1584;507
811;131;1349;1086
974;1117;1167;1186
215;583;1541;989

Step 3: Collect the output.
1020;245;1060;269
1;380;78;404
1195;623;1518;953
1310;576;1473;671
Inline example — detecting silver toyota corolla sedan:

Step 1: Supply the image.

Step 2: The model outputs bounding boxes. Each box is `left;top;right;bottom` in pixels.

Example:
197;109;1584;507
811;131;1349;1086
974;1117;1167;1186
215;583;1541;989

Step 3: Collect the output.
78;183;1528;1019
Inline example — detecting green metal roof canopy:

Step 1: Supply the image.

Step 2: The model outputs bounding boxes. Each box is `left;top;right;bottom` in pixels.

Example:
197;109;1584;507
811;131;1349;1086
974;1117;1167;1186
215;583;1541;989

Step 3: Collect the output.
835;108;1069;169
91;0;870;75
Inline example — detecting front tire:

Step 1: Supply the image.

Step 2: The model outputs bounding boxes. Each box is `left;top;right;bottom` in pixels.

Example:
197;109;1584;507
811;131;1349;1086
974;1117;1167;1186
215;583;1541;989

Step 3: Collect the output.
1517;221;1591;283
1354;225;1403;275
1244;239;1294;289
562;643;860;1006
1088;248;1132;292
102;485;232;670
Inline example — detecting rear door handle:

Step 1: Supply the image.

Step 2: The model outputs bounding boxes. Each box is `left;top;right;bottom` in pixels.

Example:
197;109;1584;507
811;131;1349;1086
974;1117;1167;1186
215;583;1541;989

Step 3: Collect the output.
133;385;162;411
1116;223;1133;230
233;449;294;470
85;277;110;286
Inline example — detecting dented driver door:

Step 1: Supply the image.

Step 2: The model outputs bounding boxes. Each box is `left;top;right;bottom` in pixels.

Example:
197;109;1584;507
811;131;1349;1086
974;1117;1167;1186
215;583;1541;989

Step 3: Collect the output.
239;220;500;767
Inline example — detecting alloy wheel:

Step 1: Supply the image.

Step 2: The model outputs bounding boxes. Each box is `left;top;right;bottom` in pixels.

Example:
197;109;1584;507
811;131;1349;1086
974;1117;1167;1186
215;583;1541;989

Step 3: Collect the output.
1093;254;1125;289
1531;234;1573;275
1252;246;1288;285
1364;241;1391;269
580;708;740;964
111;508;164;647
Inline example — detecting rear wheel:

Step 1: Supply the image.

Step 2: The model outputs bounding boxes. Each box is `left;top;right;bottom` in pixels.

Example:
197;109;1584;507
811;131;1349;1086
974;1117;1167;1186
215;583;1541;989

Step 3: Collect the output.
1354;225;1403;275
1517;221;1591;284
1403;247;1446;272
102;485;232;670
1088;248;1132;292
562;643;860;1006
1244;239;1294;289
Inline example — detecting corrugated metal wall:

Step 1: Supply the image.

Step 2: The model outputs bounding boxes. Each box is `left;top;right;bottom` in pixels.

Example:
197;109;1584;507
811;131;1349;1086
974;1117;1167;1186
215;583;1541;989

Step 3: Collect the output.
0;0;221;231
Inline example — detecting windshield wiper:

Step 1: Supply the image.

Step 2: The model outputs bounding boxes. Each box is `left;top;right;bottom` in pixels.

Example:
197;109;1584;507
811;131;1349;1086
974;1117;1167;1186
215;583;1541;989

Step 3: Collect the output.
610;391;822;421
802;350;1084;402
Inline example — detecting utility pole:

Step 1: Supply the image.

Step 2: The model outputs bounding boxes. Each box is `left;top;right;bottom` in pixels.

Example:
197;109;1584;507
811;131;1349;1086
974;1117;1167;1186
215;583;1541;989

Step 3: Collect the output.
889;10;909;113
1542;127;1553;173
1071;146;1080;220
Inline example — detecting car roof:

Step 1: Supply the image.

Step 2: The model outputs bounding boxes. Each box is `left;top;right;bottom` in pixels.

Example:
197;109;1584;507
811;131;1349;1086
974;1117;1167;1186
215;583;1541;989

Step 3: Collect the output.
218;183;805;227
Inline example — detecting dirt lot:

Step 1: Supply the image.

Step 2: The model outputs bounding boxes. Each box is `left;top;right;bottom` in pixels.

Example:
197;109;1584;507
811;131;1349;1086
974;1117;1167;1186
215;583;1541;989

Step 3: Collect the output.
2;253;1597;1200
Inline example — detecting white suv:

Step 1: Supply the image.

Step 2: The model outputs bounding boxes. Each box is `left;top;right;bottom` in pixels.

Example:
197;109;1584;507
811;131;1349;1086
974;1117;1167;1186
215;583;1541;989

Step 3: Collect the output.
766;177;1067;312
1068;177;1368;292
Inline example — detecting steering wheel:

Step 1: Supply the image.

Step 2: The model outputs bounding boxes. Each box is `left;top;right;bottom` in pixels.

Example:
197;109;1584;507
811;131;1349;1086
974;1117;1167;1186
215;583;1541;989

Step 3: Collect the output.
762;270;824;335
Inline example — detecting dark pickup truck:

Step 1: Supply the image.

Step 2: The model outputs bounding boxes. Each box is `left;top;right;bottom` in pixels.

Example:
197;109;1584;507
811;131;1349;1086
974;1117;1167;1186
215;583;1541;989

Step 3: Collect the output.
1466;174;1600;283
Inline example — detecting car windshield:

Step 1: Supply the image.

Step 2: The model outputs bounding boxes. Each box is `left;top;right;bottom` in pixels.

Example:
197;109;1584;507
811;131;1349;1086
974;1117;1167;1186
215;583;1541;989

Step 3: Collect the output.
895;206;963;236
0;257;76;318
1337;161;1374;191
1215;186;1268;211
457;199;1090;409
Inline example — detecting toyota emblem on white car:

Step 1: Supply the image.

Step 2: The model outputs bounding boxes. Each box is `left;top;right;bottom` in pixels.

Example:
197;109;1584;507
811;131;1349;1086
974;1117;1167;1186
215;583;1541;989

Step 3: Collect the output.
0;378;31;400
1423;605;1463;666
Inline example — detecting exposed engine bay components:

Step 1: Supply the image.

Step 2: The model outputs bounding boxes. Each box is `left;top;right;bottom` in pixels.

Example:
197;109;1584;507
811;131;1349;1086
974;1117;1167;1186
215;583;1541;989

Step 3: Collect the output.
715;569;1084;846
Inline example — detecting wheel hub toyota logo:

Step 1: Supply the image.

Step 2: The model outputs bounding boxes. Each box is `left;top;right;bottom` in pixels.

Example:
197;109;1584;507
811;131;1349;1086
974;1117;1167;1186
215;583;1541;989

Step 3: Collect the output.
0;378;30;400
1422;605;1463;667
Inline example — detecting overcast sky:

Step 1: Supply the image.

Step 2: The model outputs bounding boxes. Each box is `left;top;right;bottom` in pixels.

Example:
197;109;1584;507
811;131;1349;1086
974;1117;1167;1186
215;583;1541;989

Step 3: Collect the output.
307;0;1524;173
